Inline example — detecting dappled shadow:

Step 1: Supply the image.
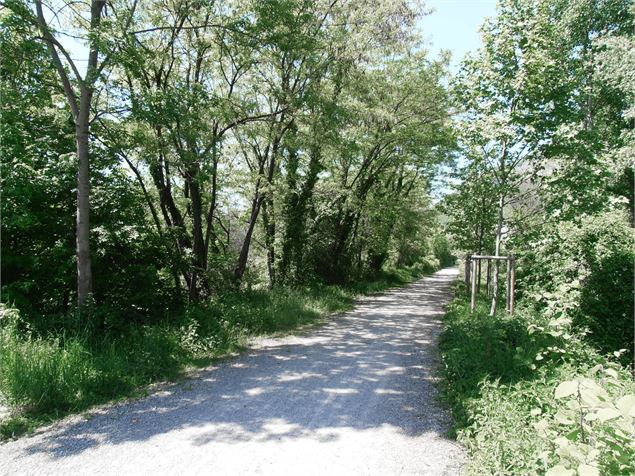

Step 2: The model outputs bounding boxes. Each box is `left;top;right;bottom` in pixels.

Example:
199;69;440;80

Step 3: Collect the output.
0;269;464;474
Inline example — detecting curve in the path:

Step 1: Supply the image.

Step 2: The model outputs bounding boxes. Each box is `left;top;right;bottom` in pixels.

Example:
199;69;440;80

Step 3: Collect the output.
0;267;464;476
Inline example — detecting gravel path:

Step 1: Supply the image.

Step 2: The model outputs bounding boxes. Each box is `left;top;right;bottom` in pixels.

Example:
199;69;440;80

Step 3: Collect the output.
0;268;465;476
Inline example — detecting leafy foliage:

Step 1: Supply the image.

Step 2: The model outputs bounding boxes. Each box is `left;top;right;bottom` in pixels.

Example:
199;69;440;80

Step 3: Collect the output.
440;294;635;475
518;210;634;362
440;0;634;474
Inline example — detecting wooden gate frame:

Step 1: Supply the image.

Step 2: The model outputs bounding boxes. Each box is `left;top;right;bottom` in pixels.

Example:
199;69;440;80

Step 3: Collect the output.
464;254;516;314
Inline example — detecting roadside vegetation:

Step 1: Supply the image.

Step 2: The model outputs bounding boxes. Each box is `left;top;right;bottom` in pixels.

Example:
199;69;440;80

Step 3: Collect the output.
0;258;445;440
1;0;455;439
441;1;634;475
441;288;634;475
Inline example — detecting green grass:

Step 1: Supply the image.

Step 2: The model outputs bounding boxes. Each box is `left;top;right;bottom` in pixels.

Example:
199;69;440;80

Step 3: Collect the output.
0;264;433;440
439;286;635;475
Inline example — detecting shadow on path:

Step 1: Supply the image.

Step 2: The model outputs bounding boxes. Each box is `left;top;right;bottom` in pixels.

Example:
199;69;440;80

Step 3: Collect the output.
0;268;464;475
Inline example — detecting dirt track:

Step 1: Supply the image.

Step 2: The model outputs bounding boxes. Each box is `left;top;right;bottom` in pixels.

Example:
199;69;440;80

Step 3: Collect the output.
0;268;464;476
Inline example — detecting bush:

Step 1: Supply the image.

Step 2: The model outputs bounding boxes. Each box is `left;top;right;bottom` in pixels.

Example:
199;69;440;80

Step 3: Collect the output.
518;209;634;361
440;291;635;475
0;330;94;414
433;234;456;267
0;309;186;416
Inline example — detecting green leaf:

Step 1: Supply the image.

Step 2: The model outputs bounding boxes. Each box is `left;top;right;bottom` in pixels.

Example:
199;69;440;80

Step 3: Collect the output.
545;465;575;476
603;368;618;379
565;428;580;441
616;395;635;418
533;419;549;431
595;407;620;422
589;364;603;375
555;381;578;399
578;464;599;476
555;410;575;425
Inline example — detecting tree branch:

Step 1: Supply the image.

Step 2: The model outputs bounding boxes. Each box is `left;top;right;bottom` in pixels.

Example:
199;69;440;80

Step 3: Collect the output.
34;0;80;119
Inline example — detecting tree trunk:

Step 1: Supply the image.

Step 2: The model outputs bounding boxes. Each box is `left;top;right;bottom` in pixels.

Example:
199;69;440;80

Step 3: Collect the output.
490;138;508;316
234;192;264;283
203;143;220;260
262;196;276;289
489;192;504;316
277;146;300;283
35;0;105;306
290;151;321;280
76;91;93;305
234;117;281;285
187;167;206;300
329;209;356;282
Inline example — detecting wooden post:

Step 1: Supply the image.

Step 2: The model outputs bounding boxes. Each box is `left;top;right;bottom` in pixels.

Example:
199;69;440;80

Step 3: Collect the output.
506;257;512;312
465;255;471;287
510;255;516;314
486;259;491;297
470;258;478;313
477;258;482;294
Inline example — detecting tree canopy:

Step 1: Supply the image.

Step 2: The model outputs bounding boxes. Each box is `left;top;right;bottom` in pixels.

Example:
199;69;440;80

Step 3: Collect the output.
1;0;453;317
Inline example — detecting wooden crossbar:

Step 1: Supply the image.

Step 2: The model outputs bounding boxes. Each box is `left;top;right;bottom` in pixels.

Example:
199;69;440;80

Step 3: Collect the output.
469;255;510;260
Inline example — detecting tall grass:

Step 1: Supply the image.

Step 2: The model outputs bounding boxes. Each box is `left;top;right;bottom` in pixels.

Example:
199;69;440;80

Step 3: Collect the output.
0;264;433;439
0;326;184;416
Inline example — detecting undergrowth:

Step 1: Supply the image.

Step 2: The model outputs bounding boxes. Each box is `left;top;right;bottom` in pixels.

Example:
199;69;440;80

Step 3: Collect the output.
0;263;433;440
440;287;635;475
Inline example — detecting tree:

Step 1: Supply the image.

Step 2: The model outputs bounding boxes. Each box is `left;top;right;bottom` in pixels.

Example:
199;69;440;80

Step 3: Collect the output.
3;0;140;306
33;0;105;305
115;0;286;298
2;0;453;320
452;0;540;314
443;160;498;256
1;7;172;321
451;0;633;322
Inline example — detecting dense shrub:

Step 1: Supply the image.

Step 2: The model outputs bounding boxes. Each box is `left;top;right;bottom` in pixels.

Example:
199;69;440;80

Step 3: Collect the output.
432;234;456;267
0;307;186;417
440;291;635;476
517;210;634;361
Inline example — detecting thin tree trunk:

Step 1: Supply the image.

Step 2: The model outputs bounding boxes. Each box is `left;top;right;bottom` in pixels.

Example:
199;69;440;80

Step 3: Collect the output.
490;192;504;316
290;161;319;278
490;138;508;316
35;0;106;306
262;196;276;289
234;119;281;284
187;166;206;299
204;142;219;259
75;94;93;303
278;145;300;283
234;192;264;283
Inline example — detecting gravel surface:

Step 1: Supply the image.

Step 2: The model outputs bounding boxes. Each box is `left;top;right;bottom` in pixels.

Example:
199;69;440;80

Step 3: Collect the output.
0;268;465;476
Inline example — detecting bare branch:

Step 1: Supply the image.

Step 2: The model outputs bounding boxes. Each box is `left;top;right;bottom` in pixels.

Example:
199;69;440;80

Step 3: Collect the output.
34;0;79;119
